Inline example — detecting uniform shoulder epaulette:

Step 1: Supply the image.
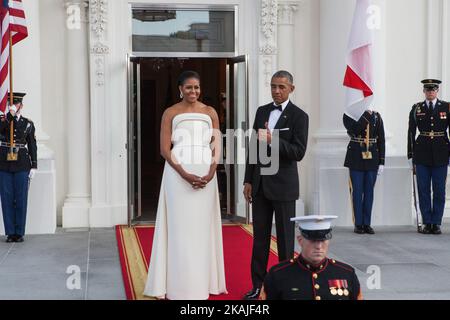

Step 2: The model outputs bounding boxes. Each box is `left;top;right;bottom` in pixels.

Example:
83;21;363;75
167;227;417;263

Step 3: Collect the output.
328;259;355;273
270;259;296;273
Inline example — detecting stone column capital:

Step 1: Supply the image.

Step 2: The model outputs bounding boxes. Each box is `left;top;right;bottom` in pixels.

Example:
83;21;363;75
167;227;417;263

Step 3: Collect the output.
64;0;89;25
277;1;300;25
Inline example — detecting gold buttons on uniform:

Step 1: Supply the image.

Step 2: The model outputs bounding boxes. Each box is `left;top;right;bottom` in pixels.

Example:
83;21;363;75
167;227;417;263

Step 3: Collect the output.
315;296;321;301
332;259;336;264
313;273;318;279
314;284;320;290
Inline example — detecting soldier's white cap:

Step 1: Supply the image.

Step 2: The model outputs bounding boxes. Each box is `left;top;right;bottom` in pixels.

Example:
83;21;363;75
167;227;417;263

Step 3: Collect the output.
291;215;338;241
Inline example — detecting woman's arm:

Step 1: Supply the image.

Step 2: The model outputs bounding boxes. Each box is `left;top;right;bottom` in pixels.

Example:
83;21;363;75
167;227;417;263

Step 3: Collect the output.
160;109;203;187
202;107;221;184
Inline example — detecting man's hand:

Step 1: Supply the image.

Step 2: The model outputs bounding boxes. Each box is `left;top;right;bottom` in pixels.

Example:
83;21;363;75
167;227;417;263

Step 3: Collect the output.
258;122;272;145
377;165;384;176
243;183;252;204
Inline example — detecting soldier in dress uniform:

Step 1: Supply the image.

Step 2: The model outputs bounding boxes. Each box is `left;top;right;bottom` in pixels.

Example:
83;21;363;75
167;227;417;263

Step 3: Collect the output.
260;215;363;300
0;92;37;243
343;110;386;234
408;79;450;235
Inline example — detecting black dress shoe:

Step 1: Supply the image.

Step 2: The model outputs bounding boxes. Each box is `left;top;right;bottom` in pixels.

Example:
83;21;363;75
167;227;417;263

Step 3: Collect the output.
421;224;432;234
243;288;261;300
432;225;442;235
354;226;365;234
14;236;24;243
6;236;15;243
364;225;375;235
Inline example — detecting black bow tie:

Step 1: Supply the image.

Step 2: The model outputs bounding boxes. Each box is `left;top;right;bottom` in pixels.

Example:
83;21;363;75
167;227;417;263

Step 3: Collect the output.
271;105;283;112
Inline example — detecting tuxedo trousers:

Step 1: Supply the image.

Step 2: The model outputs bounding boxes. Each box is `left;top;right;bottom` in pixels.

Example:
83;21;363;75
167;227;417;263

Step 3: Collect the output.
250;180;296;288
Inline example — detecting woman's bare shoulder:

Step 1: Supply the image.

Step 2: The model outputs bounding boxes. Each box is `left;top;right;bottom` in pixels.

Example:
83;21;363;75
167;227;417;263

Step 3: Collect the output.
163;104;184;120
205;105;219;121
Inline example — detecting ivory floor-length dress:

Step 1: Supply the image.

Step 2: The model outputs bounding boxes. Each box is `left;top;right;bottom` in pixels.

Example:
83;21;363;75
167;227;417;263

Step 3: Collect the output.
143;113;227;300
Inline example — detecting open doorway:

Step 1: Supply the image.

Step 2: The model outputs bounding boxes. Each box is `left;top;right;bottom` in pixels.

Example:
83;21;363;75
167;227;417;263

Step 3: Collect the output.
129;57;238;223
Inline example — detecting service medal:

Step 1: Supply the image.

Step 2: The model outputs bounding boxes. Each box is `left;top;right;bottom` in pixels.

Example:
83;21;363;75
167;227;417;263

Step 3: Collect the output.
343;289;349;296
330;288;337;296
337;289;343;296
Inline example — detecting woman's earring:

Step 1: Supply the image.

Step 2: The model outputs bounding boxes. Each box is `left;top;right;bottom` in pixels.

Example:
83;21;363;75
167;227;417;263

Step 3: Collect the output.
180;92;184;99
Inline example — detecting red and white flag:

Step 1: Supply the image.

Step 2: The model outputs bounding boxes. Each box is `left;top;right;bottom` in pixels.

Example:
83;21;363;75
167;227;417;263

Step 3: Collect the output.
343;0;374;120
0;0;28;114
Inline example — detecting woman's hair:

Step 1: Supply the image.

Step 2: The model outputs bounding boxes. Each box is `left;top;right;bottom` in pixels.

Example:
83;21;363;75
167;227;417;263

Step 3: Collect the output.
178;70;201;87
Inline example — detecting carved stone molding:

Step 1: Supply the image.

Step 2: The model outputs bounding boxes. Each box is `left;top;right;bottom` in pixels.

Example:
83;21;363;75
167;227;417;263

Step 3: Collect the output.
260;44;277;55
260;0;278;92
261;0;278;40
277;2;299;25
94;57;105;87
89;0;109;87
260;0;278;56
90;0;108;39
262;56;275;86
91;42;109;55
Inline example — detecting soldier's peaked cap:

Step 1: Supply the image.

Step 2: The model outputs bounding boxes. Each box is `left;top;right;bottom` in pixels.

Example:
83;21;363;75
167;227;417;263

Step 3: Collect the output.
422;79;441;90
291;215;338;241
7;92;26;104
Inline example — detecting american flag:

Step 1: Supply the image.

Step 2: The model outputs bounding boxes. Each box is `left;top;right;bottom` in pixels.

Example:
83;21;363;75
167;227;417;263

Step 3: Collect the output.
0;0;28;114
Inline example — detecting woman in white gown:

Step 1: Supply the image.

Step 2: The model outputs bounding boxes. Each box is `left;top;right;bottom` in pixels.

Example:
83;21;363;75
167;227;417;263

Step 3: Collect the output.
143;71;227;300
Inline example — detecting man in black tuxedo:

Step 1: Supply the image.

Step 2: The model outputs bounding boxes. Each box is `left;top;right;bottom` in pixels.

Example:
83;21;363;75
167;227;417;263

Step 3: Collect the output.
243;71;309;300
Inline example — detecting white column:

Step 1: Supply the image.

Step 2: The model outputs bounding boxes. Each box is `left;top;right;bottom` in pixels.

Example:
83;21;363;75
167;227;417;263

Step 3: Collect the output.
276;1;304;216
277;2;298;73
0;0;57;235
62;0;92;228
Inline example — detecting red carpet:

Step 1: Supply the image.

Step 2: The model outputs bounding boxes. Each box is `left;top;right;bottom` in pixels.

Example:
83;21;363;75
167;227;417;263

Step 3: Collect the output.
116;225;281;300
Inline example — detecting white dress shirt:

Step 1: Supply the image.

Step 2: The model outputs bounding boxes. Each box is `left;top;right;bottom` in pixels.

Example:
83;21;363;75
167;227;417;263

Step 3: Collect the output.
268;99;290;131
427;98;438;110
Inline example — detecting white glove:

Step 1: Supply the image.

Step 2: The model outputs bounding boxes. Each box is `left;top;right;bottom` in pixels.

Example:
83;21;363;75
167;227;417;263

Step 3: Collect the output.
8;105;17;117
408;159;413;170
29;169;36;180
377;165;384;176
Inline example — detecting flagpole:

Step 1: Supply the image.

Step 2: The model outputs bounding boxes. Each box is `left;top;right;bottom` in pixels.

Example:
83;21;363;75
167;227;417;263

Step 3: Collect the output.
7;32;17;161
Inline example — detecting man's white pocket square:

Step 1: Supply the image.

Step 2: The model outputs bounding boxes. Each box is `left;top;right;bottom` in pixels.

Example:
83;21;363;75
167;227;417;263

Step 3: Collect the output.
279;128;290;131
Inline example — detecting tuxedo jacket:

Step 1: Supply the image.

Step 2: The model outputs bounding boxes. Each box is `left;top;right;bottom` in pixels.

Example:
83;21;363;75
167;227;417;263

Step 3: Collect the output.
244;102;309;201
